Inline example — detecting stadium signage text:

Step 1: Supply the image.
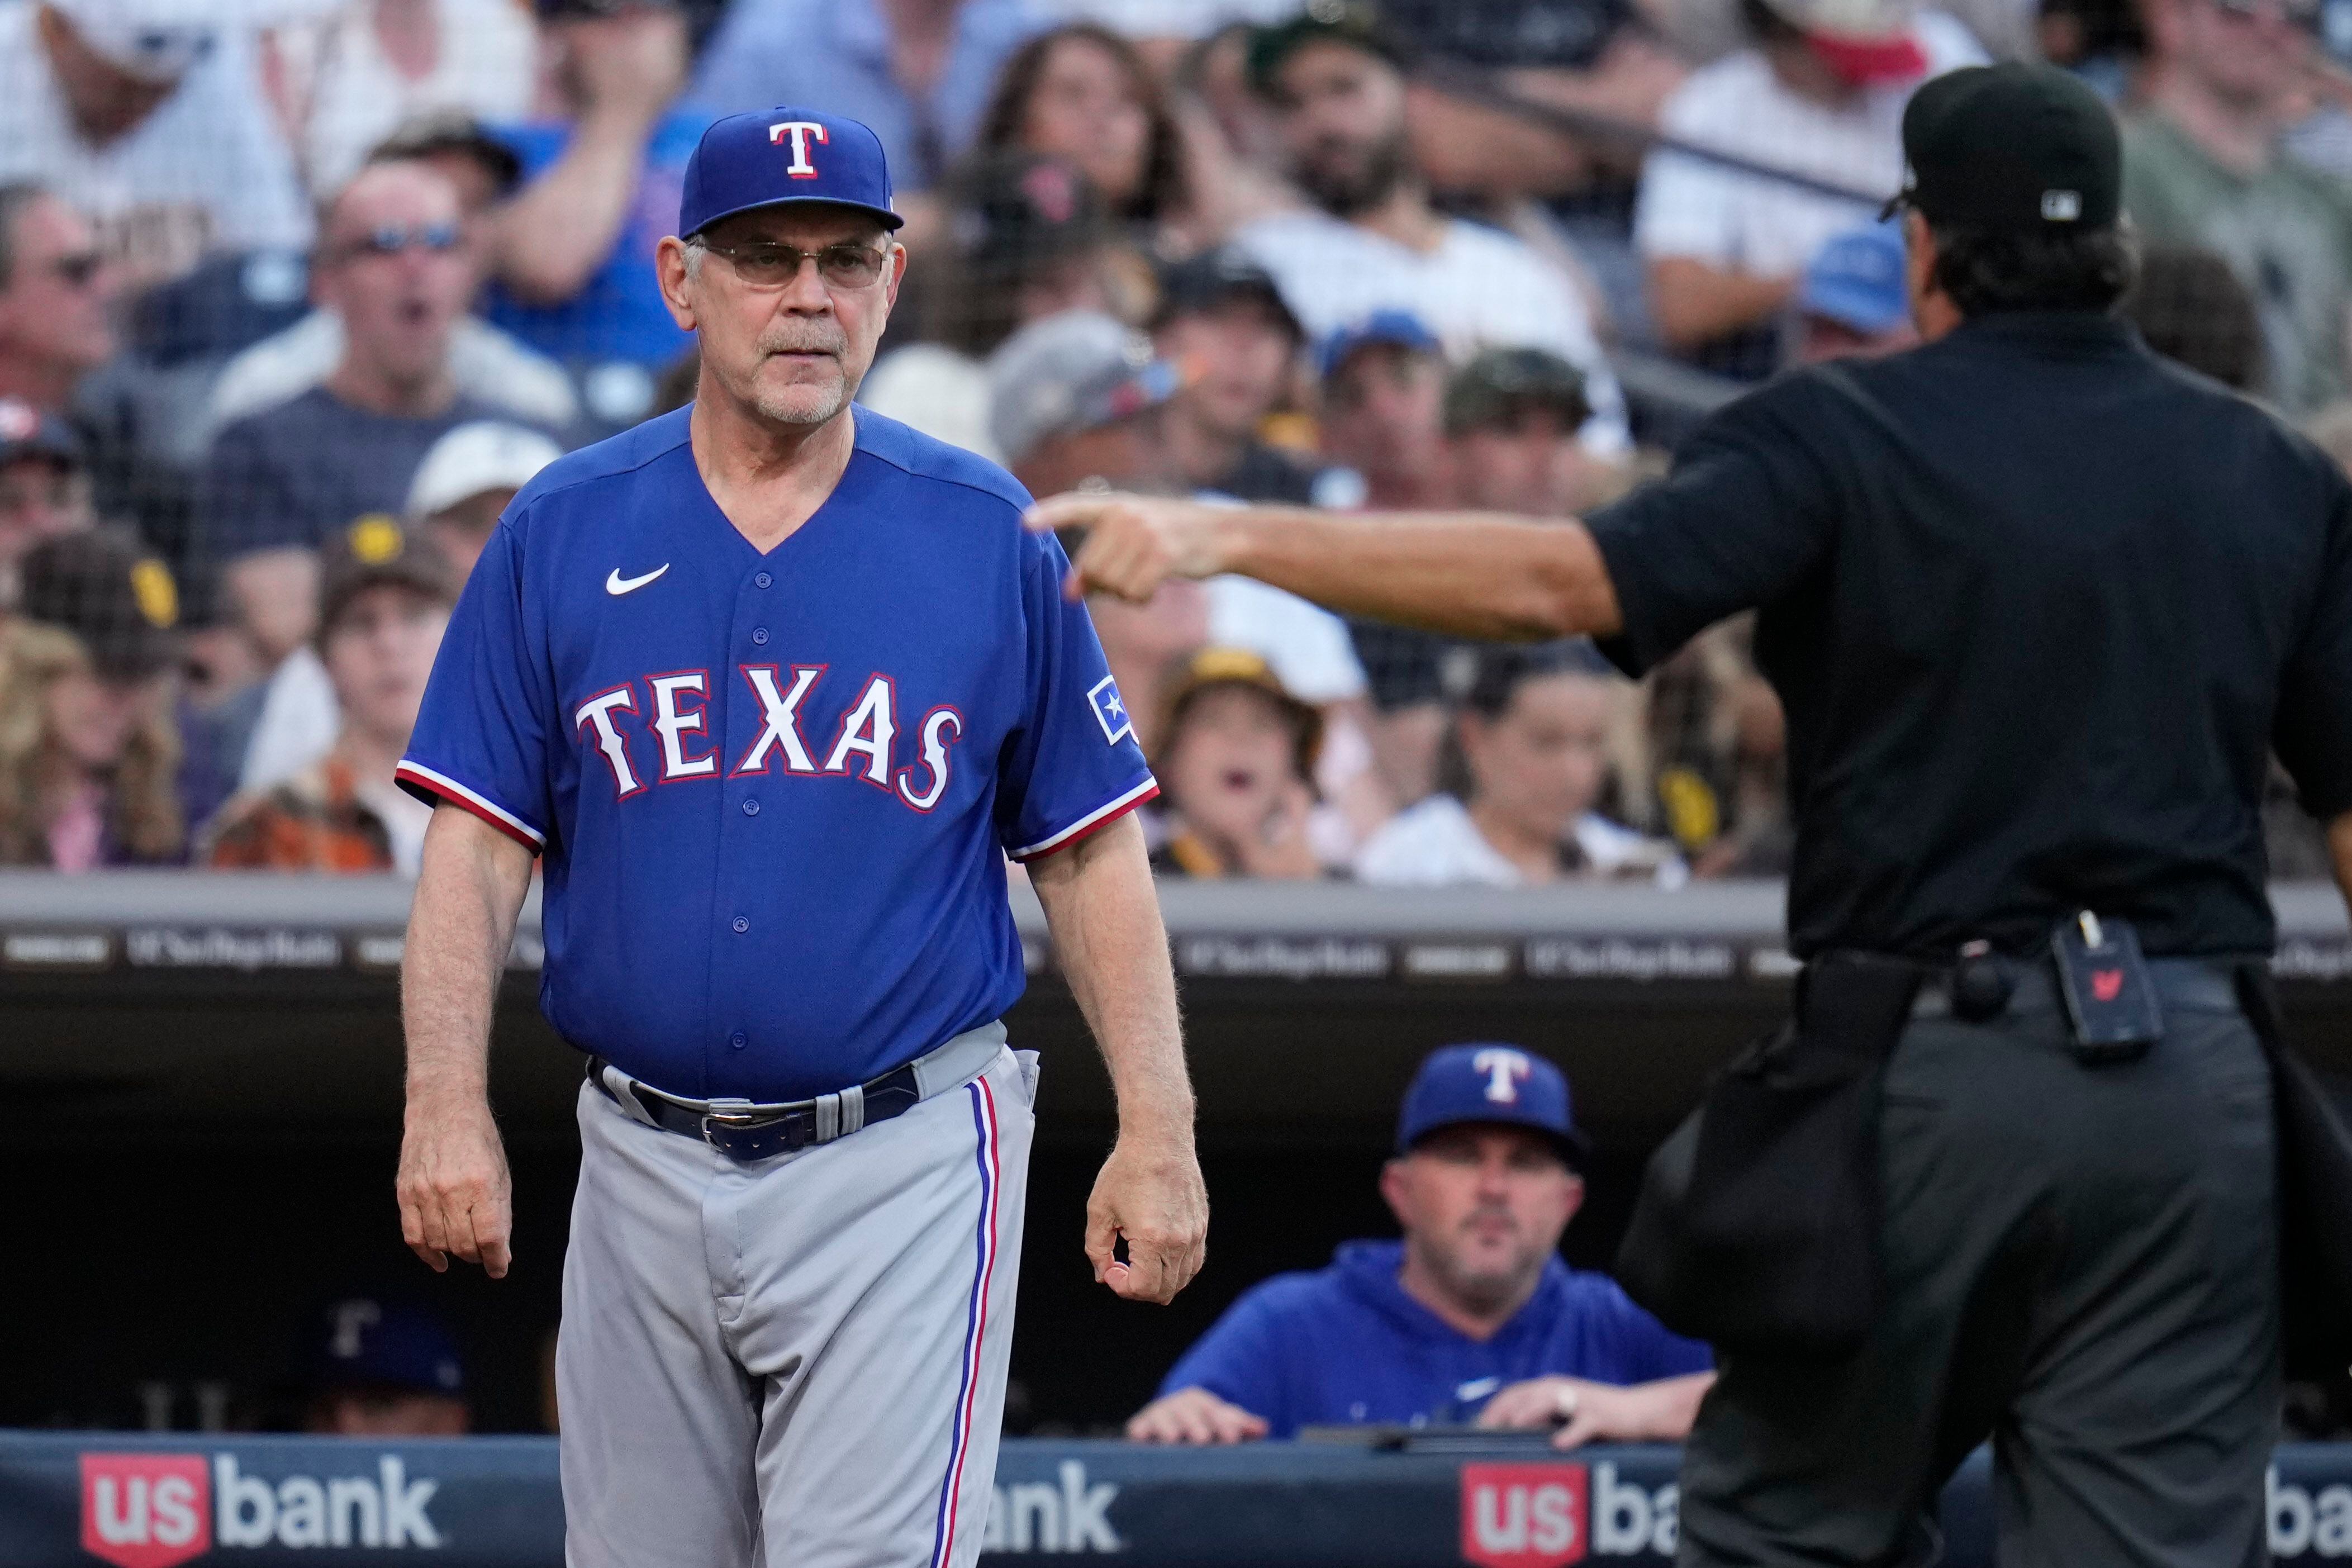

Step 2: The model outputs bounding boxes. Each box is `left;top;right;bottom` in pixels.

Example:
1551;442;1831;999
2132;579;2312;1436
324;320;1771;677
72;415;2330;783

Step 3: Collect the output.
1459;1462;1678;1567
79;1453;440;1567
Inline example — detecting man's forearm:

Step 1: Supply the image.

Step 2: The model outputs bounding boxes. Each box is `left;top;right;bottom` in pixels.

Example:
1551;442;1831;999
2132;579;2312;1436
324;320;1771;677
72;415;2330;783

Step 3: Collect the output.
402;808;535;1109
1028;814;1191;1135
1210;506;1626;643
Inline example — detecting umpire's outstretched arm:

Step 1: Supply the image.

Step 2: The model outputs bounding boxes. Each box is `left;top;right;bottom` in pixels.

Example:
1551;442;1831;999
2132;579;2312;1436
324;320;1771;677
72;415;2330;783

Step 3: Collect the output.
1025;495;1625;644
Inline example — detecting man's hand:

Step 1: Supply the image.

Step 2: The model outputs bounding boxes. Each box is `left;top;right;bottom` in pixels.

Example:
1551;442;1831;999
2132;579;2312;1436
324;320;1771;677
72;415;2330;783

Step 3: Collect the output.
396;1091;514;1278
1025;492;1232;604
1476;1374;1716;1450
1085;1128;1209;1304
1127;1386;1270;1444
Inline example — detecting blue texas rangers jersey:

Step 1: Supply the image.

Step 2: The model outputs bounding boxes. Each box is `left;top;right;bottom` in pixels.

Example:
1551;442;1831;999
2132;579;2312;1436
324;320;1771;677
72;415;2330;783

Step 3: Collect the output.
397;407;1156;1101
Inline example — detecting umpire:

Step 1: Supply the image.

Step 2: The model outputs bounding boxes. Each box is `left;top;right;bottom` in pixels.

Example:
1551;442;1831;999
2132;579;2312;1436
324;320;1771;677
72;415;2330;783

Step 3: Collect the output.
1034;63;2352;1568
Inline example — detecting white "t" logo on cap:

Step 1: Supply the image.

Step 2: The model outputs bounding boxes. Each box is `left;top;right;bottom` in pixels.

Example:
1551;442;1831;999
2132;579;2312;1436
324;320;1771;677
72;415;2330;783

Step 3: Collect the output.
769;120;829;179
1471;1048;1532;1104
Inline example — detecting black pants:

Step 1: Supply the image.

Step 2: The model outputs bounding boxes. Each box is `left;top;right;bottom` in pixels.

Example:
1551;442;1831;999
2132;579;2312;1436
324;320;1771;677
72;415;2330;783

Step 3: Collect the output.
1678;995;2280;1568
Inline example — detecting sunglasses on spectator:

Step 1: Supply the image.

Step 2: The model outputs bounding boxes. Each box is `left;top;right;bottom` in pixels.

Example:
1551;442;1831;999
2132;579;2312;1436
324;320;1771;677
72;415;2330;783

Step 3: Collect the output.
2210;0;2322;29
344;222;464;260
694;240;891;290
46;251;103;288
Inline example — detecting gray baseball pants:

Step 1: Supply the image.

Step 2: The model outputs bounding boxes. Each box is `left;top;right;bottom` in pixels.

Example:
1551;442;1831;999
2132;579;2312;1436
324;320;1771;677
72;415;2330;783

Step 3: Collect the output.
557;1028;1037;1568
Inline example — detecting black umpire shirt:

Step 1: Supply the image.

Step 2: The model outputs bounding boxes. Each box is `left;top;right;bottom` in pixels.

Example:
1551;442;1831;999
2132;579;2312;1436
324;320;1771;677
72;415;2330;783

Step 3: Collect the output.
1586;311;2352;960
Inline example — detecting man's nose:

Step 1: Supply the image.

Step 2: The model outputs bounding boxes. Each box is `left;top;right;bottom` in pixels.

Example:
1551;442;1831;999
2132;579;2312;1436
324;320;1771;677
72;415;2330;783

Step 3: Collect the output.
776;258;835;313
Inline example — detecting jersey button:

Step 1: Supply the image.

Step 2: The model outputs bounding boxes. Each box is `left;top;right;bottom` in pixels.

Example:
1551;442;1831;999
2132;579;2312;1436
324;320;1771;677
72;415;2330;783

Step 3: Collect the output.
742;798;760;816
751;627;769;646
754;572;772;589
729;1030;748;1050
731;916;749;934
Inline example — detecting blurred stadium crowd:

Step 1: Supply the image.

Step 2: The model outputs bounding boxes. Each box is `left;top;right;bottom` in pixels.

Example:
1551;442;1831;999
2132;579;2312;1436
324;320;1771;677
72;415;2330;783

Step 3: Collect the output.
0;0;2343;883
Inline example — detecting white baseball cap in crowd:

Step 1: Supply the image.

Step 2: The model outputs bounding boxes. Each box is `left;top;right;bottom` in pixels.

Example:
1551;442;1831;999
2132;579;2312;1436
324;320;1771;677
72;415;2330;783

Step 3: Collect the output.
405;422;564;521
44;0;226;83
1755;0;1927;80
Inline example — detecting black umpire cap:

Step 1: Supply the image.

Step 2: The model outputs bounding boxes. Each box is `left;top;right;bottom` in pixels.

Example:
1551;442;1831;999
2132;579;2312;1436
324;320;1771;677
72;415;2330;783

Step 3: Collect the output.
1889;63;2121;234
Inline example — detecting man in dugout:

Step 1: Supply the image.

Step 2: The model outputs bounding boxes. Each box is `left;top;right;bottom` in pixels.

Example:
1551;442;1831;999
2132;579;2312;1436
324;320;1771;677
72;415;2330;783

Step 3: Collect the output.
1128;1044;1712;1445
1038;62;2352;1568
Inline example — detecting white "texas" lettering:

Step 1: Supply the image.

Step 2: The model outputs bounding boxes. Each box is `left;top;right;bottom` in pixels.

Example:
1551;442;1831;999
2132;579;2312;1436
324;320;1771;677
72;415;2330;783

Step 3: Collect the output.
578;666;963;813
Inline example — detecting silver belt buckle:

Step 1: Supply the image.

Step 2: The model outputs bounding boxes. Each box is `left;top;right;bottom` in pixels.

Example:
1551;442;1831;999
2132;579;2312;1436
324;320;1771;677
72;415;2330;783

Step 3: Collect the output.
701;1096;766;1146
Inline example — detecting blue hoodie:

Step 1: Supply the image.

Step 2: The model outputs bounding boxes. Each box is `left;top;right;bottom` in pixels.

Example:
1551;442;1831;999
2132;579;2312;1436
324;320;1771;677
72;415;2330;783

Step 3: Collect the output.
1158;1241;1711;1437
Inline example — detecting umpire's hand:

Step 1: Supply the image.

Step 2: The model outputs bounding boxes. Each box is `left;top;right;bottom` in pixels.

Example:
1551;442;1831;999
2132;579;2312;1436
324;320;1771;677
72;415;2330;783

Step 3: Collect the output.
1025;492;1229;604
397;1095;514;1279
1086;1130;1209;1304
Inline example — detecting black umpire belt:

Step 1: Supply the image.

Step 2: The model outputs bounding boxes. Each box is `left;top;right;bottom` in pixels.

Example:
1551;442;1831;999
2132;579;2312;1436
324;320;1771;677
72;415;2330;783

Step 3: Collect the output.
586;1021;1006;1161
1910;952;2246;1021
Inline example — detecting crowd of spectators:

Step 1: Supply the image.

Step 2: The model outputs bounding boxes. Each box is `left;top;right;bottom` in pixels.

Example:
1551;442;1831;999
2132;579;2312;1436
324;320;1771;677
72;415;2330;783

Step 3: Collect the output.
0;0;2343;880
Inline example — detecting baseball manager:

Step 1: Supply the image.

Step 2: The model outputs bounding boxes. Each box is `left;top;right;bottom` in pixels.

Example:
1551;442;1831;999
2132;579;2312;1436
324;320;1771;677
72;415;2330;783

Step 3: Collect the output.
1035;64;2352;1568
392;106;1205;1568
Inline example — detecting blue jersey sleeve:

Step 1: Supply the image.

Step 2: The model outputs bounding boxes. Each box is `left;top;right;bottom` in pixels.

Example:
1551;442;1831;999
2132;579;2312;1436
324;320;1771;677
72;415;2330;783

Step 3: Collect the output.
1157;1283;1300;1435
996;529;1157;859
396;522;555;850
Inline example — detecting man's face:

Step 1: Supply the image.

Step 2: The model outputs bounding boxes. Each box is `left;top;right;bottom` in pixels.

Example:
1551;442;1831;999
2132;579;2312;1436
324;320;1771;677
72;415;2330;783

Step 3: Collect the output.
1163;684;1305;843
322;583;449;747
316;165;475;390
1448;407;1593;517
1321;344;1446;490
1271;40;1413;216
1010;412;1163;501
1462;672;1613;844
2168;0;2313;111
421;487;515;585
0;456;95;566
0;194;116;380
1157;298;1298;444
309;1389;469;1438
1382;1125;1581;1313
662;208;902;430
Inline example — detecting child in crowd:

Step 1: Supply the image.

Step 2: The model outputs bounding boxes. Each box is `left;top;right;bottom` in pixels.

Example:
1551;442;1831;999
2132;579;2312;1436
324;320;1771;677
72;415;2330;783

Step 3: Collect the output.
1150;647;1324;880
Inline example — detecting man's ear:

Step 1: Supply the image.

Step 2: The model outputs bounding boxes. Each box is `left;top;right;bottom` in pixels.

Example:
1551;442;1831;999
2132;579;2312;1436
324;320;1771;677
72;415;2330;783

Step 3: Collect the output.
1378;1157;1413;1232
885;242;909;311
1561;1173;1586;1224
655;236;699;331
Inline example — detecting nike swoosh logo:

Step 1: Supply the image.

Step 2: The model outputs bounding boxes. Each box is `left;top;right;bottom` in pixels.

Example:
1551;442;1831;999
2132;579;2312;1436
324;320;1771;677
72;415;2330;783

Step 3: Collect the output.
606;564;669;596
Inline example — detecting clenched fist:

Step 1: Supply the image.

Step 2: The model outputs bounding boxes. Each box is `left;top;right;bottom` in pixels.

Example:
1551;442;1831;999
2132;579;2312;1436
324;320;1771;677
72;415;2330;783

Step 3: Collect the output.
397;1094;514;1279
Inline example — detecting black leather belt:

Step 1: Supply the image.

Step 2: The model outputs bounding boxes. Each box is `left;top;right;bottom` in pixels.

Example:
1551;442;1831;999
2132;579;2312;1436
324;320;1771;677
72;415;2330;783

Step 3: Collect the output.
587;1054;925;1161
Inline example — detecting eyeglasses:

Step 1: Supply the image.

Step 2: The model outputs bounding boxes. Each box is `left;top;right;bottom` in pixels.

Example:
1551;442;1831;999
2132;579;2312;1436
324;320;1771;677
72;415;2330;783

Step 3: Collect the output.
344;222;463;260
46;251;103;288
694;239;890;291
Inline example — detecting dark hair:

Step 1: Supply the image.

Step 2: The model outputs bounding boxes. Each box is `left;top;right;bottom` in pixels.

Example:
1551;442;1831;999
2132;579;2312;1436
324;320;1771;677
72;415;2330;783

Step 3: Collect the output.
0;182;54;292
2122;244;2264;390
1437;642;1614;799
1926;220;2140;317
977;25;1189;227
1737;0;1805;44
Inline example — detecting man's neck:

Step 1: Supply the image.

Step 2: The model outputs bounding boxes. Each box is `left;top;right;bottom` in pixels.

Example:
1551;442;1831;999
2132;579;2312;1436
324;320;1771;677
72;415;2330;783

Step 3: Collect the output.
2154;72;2280;178
1164;401;1246;492
335;724;407;794
1467;797;1562;883
689;384;859;553
325;357;459;420
1361;468;1448;511
1396;1247;1540;1343
0;355;79;411
1346;183;1447;254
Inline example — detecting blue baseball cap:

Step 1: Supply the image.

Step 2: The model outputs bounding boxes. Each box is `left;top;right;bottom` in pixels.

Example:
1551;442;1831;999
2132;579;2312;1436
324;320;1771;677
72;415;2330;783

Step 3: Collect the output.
1798;222;1910;336
1316;309;1441;381
1396;1044;1587;1165
678;106;904;239
306;1298;465;1397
